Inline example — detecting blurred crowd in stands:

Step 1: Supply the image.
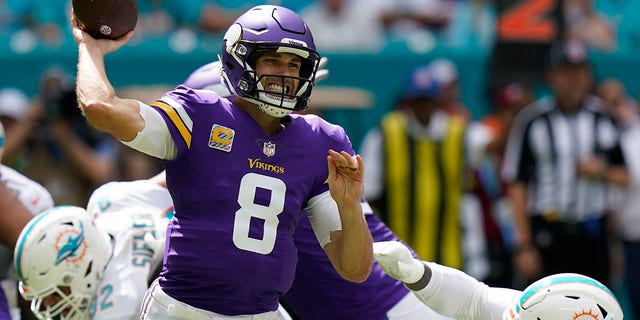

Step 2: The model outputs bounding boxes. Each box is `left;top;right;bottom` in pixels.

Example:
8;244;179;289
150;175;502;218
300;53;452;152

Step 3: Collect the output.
2;0;636;53
2;0;640;318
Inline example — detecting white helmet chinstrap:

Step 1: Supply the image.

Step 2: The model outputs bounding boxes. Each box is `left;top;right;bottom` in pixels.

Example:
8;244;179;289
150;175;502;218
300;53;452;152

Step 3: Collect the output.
14;206;112;320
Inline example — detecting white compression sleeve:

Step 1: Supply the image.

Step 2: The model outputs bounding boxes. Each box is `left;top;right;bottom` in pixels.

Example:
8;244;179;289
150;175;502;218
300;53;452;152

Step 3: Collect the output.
121;101;178;160
412;262;520;320
306;191;343;248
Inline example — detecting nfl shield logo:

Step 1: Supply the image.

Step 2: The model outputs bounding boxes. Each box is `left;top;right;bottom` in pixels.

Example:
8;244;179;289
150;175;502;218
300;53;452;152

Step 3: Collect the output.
263;141;276;157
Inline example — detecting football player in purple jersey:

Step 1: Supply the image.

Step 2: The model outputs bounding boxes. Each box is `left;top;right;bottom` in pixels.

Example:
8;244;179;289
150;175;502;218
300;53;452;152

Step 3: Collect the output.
282;203;455;320
71;5;372;319
184;62;454;319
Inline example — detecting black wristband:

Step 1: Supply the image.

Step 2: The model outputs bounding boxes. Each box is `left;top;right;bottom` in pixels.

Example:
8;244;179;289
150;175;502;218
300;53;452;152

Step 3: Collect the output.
405;262;432;291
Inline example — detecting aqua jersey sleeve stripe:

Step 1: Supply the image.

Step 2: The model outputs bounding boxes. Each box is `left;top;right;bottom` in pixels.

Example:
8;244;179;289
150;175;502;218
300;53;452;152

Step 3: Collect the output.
150;101;192;148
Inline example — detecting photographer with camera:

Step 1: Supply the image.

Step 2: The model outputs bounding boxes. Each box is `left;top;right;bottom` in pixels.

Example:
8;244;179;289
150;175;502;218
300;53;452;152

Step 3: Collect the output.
23;66;120;206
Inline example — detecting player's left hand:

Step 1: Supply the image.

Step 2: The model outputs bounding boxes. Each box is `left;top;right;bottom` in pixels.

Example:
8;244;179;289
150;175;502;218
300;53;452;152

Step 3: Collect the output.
327;150;364;206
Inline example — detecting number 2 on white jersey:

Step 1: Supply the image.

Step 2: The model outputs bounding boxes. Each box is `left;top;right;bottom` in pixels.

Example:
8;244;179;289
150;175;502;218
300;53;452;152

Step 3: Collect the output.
233;173;285;254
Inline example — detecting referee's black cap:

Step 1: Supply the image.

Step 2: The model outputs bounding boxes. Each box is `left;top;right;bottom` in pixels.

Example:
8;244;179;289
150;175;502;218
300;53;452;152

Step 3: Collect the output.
545;40;590;69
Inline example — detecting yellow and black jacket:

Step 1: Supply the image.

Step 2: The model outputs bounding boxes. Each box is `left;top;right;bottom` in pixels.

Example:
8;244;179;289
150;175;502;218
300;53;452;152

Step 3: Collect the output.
378;110;466;269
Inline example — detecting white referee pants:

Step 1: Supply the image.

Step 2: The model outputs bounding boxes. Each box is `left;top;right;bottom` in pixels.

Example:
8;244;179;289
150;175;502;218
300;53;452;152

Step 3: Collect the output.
140;279;291;320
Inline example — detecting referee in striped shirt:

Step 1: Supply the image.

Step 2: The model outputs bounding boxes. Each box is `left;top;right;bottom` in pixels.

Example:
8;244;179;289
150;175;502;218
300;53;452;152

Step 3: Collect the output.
501;40;629;288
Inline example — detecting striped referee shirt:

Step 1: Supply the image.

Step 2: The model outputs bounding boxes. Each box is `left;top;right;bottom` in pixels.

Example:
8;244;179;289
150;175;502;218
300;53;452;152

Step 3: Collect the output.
501;95;626;221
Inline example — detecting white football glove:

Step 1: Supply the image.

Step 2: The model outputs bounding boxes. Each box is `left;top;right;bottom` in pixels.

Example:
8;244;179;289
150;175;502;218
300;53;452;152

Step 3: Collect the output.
373;241;425;284
315;56;329;83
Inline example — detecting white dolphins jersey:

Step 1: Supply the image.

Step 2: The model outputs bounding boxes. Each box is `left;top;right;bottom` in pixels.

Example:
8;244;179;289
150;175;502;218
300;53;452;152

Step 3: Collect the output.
0;164;54;215
86;180;173;320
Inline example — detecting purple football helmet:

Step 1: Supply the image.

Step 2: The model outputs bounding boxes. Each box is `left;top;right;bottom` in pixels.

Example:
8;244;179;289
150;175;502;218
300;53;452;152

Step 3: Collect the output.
220;5;320;118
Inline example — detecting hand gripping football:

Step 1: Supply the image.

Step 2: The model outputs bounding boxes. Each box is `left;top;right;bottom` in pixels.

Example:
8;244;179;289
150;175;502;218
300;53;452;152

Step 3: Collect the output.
72;0;138;40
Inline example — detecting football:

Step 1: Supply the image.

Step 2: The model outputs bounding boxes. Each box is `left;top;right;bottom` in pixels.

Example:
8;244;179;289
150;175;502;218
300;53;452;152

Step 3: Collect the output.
72;0;138;40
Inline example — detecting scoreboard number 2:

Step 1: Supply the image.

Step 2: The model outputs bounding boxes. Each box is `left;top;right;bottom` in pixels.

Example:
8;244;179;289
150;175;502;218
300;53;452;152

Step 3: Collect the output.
497;0;558;42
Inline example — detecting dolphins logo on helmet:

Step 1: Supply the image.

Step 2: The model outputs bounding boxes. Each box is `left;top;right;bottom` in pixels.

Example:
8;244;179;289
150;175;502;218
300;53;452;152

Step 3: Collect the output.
54;221;86;265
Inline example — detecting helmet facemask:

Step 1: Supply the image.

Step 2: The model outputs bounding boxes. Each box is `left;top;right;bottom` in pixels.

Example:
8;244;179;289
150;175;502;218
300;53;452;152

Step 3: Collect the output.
223;38;319;118
14;206;112;320
219;5;321;118
20;280;92;320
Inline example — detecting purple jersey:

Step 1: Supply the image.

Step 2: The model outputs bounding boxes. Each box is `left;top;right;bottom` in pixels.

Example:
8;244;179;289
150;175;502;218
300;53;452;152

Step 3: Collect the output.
0;287;8;319
151;86;355;315
281;212;411;319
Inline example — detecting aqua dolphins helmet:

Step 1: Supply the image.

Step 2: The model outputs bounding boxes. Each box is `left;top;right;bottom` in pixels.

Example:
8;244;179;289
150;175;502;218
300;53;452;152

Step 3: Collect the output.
220;5;320;118
503;273;623;320
14;206;112;320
